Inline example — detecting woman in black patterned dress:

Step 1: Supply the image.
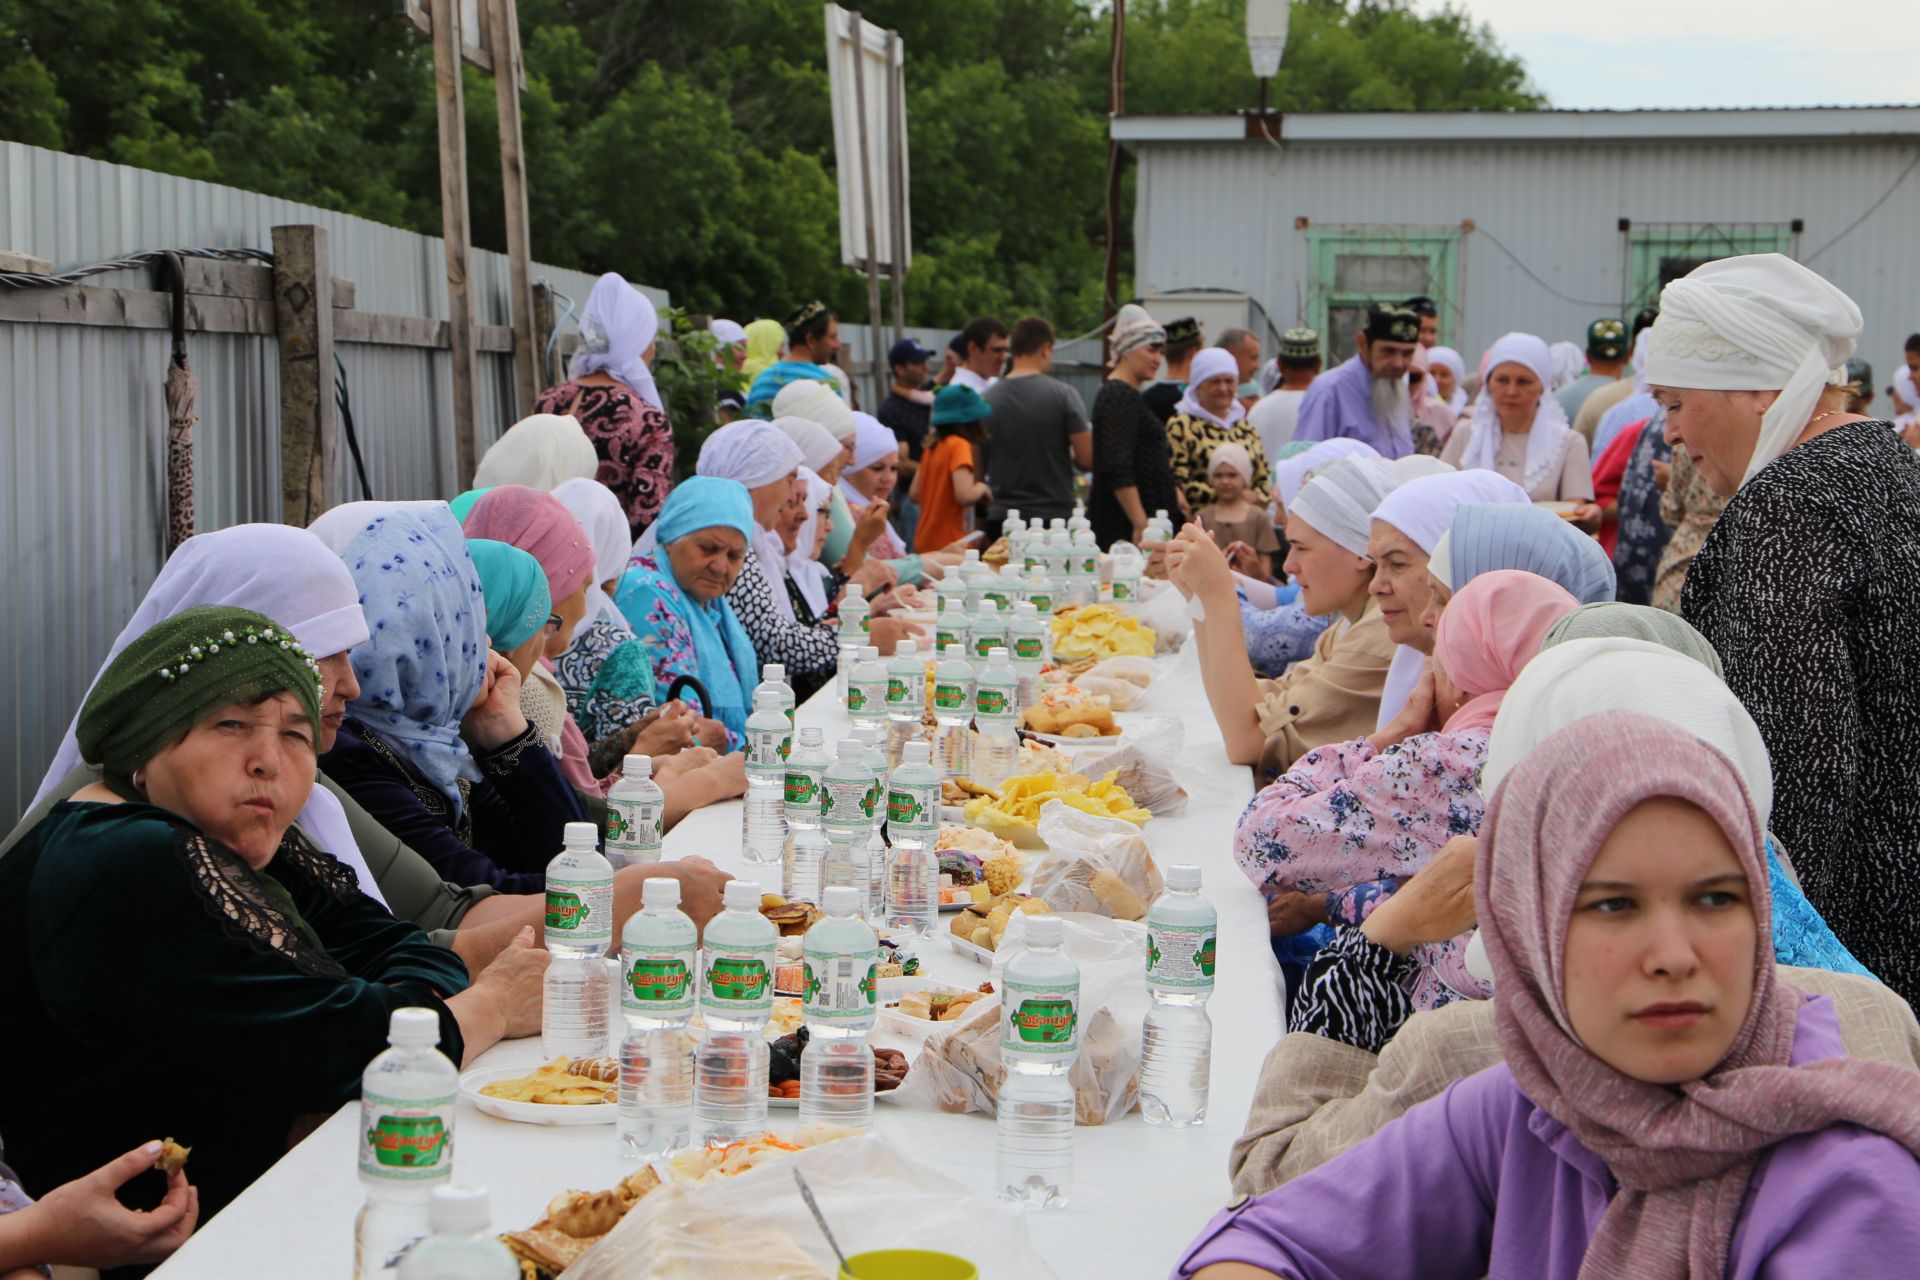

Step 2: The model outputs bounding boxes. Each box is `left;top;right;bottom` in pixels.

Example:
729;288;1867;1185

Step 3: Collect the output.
1650;254;1920;1004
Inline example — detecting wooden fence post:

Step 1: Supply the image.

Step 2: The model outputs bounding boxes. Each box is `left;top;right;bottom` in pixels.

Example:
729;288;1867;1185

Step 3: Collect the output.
487;0;539;417
430;0;480;486
271;225;335;525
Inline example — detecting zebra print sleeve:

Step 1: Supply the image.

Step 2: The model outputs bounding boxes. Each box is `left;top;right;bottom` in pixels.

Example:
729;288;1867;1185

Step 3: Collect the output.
1286;925;1418;1054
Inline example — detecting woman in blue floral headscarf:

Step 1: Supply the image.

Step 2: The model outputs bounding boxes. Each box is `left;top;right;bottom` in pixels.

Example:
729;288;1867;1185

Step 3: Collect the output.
319;504;583;892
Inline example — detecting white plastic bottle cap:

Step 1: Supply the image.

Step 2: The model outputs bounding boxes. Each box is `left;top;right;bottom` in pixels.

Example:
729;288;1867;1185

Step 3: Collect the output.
388;1006;442;1047
903;741;932;763
563;821;600;849
988;648;1010;664
723;881;761;911
1014;602;1037;618
822;885;860;916
1165;864;1202;891
837;739;863;760
945;644;968;658
845;583;865;600
860;645;880;661
642;876;682;909
623;754;653;779
428;1184;492;1235
1025;916;1064;946
764;663;786;682
896;639;918;657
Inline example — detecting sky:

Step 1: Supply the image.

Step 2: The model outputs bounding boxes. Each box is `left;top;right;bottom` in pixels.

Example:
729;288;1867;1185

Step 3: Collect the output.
1423;0;1920;110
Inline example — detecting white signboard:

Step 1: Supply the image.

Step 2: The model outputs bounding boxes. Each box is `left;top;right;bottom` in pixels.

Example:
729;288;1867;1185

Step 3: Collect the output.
824;5;911;273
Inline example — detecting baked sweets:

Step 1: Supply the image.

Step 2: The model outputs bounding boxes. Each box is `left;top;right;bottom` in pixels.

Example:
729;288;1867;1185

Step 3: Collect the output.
480;1057;616;1106
1022;683;1117;737
897;988;991;1022
157;1139;191;1174
501;1167;661;1276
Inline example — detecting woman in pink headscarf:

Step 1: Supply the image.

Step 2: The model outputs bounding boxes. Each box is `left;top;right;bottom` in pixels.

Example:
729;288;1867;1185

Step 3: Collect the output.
1181;712;1920;1280
1237;569;1577;1009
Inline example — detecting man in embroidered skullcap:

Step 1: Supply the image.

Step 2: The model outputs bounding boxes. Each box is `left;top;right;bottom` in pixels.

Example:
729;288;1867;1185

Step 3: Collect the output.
1649;252;1920;1004
745;300;842;417
1291;304;1421;459
1556;317;1632;421
1251;327;1323;461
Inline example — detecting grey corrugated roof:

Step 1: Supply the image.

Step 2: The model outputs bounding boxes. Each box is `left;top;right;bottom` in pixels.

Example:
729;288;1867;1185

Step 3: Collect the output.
1113;105;1920;146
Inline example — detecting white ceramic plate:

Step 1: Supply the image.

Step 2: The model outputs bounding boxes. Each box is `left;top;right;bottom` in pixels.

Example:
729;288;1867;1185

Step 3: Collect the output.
876;977;974;1033
459;1063;616;1126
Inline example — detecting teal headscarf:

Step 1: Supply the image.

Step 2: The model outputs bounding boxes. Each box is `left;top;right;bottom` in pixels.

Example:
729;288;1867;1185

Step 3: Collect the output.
932;384;991;426
613;477;760;744
450;488;493;523
467;538;551;651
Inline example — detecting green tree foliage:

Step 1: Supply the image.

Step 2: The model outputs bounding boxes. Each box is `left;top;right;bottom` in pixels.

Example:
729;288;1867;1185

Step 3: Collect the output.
1;0;1538;331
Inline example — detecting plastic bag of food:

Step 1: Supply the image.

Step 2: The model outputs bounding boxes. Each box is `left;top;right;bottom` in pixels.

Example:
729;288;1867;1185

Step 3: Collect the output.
1031;806;1166;920
1134;582;1192;653
893;913;1148;1126
565;1133;1055;1279
1074;715;1190;816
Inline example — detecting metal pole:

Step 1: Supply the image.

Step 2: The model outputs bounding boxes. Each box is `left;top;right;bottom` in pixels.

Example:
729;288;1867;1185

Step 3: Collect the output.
886;30;908;351
849;10;887;412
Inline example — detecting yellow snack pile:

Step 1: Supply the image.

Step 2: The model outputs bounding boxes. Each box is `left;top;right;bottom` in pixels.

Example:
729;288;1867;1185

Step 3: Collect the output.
963;769;1151;831
1051;604;1155;661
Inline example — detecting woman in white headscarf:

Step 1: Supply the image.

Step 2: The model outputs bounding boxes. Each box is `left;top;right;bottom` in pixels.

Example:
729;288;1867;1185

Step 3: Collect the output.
1645;252;1920;1004
471;413;599;493
1166;346;1271;511
1441;333;1598;520
780;468;838;622
1426;346;1469;418
1170;457;1398;771
533;272;675;536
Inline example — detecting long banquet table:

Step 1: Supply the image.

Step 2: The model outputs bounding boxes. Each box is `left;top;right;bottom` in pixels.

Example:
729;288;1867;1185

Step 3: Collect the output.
151;641;1276;1278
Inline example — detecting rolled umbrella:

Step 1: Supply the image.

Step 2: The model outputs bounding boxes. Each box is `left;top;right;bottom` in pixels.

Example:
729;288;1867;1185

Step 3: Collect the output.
162;252;198;554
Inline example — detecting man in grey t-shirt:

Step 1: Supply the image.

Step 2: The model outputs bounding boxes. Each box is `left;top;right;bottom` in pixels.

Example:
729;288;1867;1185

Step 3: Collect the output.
985;315;1092;528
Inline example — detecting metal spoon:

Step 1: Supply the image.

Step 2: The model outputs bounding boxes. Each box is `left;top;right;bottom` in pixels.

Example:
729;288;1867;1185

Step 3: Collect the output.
793;1168;850;1274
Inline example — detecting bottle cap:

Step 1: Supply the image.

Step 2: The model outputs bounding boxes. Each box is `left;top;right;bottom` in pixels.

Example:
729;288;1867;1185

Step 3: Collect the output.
837;739;863;760
944;643;968;659
1025;915;1064;946
1165;863;1202;891
388;1006;442;1047
845;583;865;600
723;880;761;911
852;725;880;745
428;1185;492;1236
1007;508;1022;522
976;600;999;617
1014;602;1037;618
903;741;932;763
563;821;600;850
753;687;781;709
860;645;880;661
822;885;860;916
798;726;825;745
642;876;682;908
896;639;917;657
987;647;1010;665
623;754;653;779
764;663;786;683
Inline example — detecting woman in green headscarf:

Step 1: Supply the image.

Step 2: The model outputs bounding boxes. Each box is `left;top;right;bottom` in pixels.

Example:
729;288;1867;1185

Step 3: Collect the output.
0;606;545;1226
740;318;786;385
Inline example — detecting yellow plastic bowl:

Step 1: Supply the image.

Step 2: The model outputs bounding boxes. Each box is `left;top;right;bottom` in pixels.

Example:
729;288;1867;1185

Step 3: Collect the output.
839;1249;977;1280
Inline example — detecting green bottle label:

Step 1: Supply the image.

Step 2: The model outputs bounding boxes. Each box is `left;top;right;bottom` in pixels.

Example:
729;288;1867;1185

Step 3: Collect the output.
624;951;693;1013
704;945;775;1011
784;771;820;808
359;1093;454;1181
977;687;1010;716
1013;636;1043;660
1002;978;1080;1055
933;681;969;710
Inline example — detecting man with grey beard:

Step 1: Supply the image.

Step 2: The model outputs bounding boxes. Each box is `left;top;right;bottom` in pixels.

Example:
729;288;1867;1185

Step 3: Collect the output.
1290;304;1421;458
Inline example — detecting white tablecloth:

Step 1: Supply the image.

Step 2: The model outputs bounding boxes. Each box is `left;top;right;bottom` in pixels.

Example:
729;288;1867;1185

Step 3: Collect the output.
152;642;1275;1278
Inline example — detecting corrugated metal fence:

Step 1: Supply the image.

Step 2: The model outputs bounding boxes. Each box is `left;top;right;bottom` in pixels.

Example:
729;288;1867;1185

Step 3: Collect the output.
0;141;662;825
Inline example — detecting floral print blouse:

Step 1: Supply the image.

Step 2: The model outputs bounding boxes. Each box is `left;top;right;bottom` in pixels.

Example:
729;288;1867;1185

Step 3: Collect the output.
553;611;659;746
1235;729;1492;1010
535;380;674;537
1239;583;1333;679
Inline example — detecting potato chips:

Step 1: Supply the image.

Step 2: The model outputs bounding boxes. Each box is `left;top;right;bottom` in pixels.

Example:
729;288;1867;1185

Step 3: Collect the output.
962;769;1151;832
1051;605;1156;661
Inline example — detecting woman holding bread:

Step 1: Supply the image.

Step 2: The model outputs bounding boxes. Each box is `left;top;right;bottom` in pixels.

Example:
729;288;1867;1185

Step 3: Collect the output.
0;606;547;1228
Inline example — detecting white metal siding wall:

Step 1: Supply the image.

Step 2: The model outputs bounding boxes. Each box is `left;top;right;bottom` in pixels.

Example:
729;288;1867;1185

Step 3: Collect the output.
1133;137;1920;375
0;142;658;824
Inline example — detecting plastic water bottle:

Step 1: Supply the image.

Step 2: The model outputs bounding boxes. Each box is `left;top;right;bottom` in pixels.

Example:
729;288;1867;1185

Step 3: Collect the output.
617;876;697;1159
970;600;1008;663
851;728;889;916
1024;565;1055;616
1068;504;1091;537
740;687;788;866
836;584;870;699
1008;603;1048;713
1068;530;1100;606
885;741;941;938
982;565;1016;613
396;1185;516;1279
996;915;1079;1210
972;649;1021;787
1109;541;1144;606
847;644;888;735
821;738;871;842
885;640;925;768
694;880;776;1146
757;662;796;733
798;886;880;1130
1045;521;1071;581
934;572;969;652
355;1008;458;1278
1141;864;1216;1127
933;643;976;780
782;726;828;899
1022;522;1046;573
543;821;614;1059
605;754;665;869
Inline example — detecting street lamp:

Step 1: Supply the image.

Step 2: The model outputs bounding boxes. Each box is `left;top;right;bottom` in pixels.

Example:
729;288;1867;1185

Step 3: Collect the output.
1246;0;1289;113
